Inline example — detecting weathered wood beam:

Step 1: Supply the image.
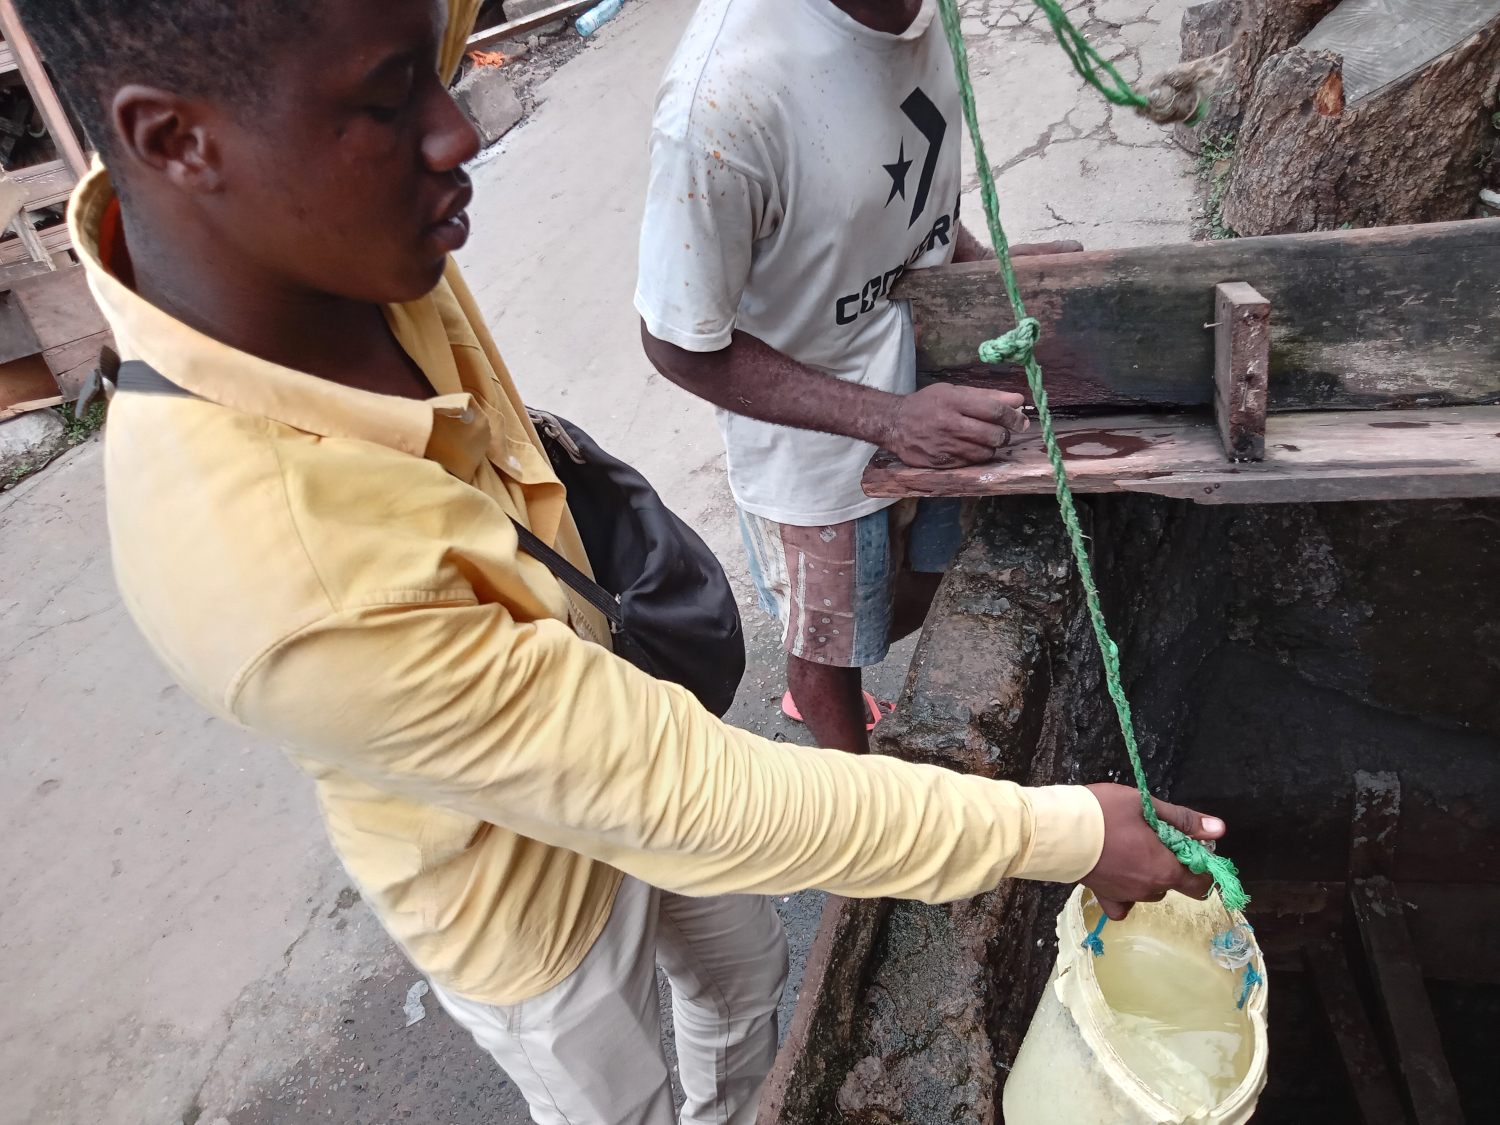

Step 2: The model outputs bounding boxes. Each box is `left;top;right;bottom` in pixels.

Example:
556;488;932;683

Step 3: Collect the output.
1351;876;1465;1125
466;1;596;50
1214;282;1269;461
1304;939;1408;1125
862;406;1500;505
0;0;89;182
1245;880;1500;984
895;218;1500;412
8;266;111;396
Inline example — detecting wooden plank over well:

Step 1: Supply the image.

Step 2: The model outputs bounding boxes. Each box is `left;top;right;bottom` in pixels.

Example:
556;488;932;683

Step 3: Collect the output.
861;406;1500;505
1352;877;1466;1125
1304;940;1407;1125
896;218;1500;412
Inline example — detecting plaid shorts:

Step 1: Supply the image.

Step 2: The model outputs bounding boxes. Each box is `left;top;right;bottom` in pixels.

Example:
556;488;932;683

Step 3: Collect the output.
737;498;964;668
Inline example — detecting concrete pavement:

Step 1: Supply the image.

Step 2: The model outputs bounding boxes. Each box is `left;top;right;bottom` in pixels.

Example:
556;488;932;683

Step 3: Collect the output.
0;2;1198;1122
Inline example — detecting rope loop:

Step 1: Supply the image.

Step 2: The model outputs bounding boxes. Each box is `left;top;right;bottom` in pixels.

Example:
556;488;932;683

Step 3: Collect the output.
1032;0;1148;112
1135;48;1233;126
978;317;1040;365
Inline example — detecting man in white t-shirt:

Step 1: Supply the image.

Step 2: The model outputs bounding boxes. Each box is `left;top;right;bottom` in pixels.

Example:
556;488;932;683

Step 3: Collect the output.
637;0;1078;752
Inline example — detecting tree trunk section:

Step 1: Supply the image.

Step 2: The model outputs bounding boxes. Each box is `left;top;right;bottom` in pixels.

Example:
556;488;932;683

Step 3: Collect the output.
1221;17;1500;235
1180;0;1341;141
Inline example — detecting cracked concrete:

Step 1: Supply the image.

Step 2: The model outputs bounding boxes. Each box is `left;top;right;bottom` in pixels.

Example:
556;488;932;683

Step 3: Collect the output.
958;0;1198;248
0;2;1200;1123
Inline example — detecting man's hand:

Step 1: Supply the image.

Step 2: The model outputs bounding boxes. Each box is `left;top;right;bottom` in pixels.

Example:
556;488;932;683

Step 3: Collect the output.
1081;783;1227;921
883;383;1029;468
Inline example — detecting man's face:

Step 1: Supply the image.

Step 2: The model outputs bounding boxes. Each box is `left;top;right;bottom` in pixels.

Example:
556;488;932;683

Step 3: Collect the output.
199;0;479;304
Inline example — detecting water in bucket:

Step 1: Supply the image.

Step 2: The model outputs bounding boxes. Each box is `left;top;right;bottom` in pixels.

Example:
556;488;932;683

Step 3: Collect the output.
1003;887;1268;1125
1085;899;1255;1116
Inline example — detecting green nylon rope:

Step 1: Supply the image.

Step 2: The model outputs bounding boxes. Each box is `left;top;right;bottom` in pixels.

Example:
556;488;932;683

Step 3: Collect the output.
1029;0;1150;113
935;0;1248;914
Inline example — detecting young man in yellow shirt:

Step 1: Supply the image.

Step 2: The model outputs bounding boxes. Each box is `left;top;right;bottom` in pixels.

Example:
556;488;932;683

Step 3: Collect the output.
25;1;1225;1123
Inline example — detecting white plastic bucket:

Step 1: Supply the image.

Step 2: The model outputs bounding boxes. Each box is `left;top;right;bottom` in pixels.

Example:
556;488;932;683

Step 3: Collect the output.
1003;886;1269;1124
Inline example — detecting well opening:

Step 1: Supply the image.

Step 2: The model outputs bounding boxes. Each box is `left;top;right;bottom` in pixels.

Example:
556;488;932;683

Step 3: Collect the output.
761;494;1500;1125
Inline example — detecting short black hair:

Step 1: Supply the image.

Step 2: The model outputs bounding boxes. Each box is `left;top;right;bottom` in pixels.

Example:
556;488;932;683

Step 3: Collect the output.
15;0;308;157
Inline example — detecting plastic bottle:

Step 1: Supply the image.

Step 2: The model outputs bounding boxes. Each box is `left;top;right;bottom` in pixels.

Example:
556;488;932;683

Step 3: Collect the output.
575;0;623;37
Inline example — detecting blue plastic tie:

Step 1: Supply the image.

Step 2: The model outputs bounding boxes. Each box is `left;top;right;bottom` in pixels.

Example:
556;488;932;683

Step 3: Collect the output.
1082;913;1107;957
1236;964;1263;1010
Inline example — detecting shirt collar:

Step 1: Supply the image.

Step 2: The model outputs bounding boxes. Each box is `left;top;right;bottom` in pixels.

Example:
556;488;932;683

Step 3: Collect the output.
804;0;937;45
70;163;473;461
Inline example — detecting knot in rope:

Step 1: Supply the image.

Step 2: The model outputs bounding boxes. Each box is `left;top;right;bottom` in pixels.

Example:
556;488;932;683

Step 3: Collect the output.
1154;821;1248;914
1136;47;1232;126
978;317;1040;365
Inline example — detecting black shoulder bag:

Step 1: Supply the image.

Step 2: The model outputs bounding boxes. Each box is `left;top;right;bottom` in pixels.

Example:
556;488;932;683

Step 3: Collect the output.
518;410;745;717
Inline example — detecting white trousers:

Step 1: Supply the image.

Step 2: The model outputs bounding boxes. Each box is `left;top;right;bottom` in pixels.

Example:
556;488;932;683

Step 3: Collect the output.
431;877;790;1125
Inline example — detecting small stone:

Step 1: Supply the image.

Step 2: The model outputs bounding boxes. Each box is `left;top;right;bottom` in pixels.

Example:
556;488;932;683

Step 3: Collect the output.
454;68;524;146
403;979;430;1026
0;407;68;484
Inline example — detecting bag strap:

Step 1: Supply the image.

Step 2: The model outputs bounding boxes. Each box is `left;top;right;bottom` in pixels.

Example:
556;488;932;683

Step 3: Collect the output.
110;360;616;633
509;517;623;635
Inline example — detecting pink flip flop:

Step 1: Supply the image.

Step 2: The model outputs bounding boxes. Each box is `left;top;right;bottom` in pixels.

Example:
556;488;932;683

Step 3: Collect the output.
782;690;893;731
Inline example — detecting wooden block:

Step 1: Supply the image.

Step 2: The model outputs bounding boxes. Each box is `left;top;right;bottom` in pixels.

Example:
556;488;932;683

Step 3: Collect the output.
0;175;27;231
861;406;1500;505
1304;939;1408;1125
0;221;71;266
0;351;57;411
0;257;57;289
44;328;113;398
895;217;1500;412
1351;877;1466;1125
1350;770;1401;881
10;158;78;211
0;285;41;365
8;266;108;353
1214;282;1269;461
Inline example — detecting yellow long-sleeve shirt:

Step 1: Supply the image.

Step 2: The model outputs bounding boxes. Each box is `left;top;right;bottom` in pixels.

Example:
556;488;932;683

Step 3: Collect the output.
75;5;1103;1008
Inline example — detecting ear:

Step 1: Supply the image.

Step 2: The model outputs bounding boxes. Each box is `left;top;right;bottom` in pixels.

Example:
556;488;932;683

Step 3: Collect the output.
111;85;224;194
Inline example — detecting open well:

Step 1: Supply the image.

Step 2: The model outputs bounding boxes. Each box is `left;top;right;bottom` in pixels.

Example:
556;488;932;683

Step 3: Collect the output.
758;493;1500;1124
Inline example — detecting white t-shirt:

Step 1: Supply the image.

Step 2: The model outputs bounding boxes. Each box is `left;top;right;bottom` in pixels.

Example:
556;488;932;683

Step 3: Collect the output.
634;0;962;525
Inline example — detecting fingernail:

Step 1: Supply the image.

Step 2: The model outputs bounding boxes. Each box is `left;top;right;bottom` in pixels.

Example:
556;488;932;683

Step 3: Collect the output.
1202;817;1225;835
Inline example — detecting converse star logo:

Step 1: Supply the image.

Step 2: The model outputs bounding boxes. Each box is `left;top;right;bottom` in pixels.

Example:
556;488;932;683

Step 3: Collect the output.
883;140;912;206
